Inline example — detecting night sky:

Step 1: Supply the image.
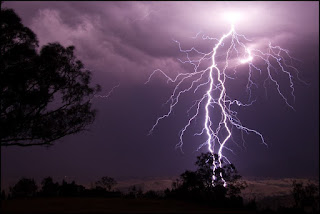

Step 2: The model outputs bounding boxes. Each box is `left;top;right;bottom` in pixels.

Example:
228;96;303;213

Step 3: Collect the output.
1;1;319;189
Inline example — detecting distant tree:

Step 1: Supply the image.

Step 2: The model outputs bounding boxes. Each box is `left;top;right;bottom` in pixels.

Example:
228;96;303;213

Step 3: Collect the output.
86;185;108;197
40;177;60;197
127;185;143;199
177;153;246;196
179;170;205;192
143;190;161;199
10;177;37;198
0;6;101;146
292;180;319;212
170;152;246;207
196;153;247;197
59;180;85;197
95;176;117;191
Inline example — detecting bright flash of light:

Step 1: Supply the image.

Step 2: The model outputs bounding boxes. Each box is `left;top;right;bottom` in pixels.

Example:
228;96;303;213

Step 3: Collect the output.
223;12;243;25
146;22;303;187
240;48;253;64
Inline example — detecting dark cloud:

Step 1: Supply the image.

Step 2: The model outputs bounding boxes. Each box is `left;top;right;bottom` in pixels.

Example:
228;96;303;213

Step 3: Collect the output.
4;1;318;81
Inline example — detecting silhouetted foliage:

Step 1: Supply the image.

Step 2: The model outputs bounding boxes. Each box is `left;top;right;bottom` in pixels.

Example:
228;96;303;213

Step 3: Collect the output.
167;152;246;207
196;153;247;196
7;174;320;213
40;177;59;197
95;176;117;191
0;6;101;146
10;177;37;198
292;180;319;213
143;190;162;199
8;176;124;198
126;185;143;198
59;180;85;197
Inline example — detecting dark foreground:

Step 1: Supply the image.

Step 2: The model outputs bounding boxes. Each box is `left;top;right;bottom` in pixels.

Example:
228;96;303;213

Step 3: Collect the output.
2;197;255;214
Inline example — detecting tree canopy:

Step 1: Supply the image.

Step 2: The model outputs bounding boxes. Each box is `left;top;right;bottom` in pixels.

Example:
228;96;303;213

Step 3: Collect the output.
95;176;117;191
0;7;101;146
10;177;38;198
169;152;247;207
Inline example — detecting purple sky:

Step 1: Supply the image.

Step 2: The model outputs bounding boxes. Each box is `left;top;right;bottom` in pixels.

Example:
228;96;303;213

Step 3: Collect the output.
1;1;319;188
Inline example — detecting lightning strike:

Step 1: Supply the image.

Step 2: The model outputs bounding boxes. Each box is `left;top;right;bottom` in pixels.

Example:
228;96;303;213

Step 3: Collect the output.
95;83;120;99
130;9;160;23
146;18;302;186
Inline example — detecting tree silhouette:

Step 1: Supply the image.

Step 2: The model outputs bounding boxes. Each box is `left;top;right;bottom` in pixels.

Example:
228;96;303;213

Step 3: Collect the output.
126;185;143;198
40;177;60;197
292;180;319;212
196;153;247;197
0;6;101;146
170;152;246;207
10;177;38;198
59;180;85;197
95;176;117;191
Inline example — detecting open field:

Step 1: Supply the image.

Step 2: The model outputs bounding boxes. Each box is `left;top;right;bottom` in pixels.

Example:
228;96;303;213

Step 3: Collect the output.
2;197;255;214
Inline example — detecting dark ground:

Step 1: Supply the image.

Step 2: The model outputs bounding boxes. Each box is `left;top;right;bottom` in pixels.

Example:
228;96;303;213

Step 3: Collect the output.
1;197;256;214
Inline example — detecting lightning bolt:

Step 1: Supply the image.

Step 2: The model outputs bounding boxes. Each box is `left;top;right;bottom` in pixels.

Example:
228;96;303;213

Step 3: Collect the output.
146;23;302;186
95;83;120;99
130;9;160;23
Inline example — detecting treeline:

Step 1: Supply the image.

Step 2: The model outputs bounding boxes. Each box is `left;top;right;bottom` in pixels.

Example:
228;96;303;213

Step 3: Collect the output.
1;176;121;199
1;153;319;214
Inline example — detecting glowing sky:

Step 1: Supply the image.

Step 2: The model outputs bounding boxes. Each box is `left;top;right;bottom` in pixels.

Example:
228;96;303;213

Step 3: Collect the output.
1;1;319;188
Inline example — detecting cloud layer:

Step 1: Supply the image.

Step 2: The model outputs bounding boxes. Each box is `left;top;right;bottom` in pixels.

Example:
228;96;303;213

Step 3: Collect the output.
5;1;318;84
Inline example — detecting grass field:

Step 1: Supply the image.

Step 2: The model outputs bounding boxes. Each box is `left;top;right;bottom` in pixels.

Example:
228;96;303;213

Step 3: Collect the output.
2;197;255;214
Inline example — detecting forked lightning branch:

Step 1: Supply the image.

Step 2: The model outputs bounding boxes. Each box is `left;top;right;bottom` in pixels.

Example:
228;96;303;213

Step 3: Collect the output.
146;13;302;186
